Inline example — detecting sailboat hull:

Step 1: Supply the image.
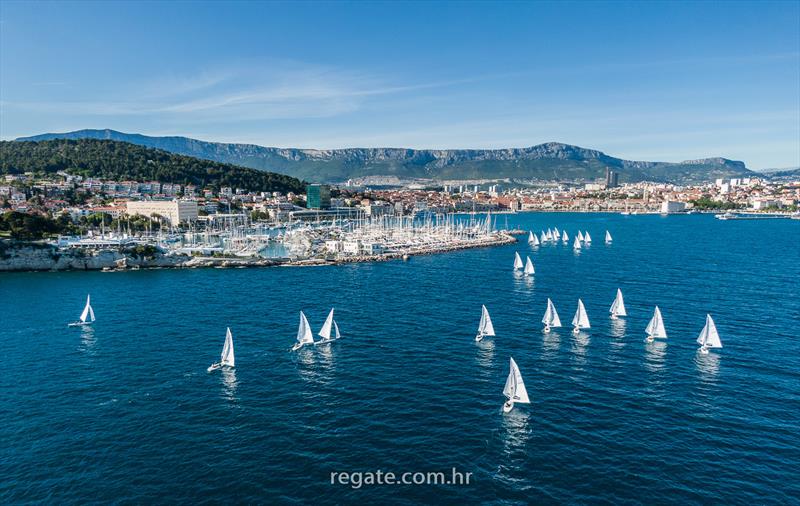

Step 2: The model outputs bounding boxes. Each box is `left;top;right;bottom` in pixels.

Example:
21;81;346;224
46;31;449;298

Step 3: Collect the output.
68;321;92;327
207;363;222;372
475;334;484;342
503;401;514;413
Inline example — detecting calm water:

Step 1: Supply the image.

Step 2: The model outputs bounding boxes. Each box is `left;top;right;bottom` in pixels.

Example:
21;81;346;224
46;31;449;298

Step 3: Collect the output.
2;214;799;504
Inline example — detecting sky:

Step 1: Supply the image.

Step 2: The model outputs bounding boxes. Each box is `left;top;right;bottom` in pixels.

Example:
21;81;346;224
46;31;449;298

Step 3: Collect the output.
1;1;799;169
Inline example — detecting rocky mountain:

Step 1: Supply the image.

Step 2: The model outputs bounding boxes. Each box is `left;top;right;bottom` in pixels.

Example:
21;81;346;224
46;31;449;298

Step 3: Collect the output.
16;129;755;184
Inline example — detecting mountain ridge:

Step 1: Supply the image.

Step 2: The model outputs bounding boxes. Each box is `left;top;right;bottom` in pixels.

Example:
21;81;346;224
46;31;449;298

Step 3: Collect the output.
16;129;754;184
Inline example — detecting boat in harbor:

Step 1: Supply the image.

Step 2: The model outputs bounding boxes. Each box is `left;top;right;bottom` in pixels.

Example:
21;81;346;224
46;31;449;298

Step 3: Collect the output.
572;299;590;334
573;237;582;250
553;227;561;240
576;230;584;242
605;231;612;244
524;256;535;276
513;252;523;270
609;289;626;319
68;294;95;327
584;231;592;243
316;308;340;345
542;298;562;333
645;306;667;342
528;231;536;244
476;305;496;342
540;231;547;243
562;231;569;243
291;311;315;351
697;314;722;354
715;212;737;220
502;357;530;413
207;327;235;372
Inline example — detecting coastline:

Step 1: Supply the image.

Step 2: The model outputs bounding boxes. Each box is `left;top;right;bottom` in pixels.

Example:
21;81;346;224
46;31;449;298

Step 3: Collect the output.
0;234;517;273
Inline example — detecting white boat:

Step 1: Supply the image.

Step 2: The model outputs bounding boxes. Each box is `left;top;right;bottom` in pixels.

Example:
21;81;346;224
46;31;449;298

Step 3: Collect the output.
571;299;590;334
697;314;722;354
68;294;95;327
545;229;553;241
524;256;535;276
502;357;531;413
513;252;523;270
527;231;536;244
207;327;235;372
532;234;540;246
553;227;561;240
291;311;315;351
562;231;569;243
576;231;584;242
573;237;582;250
540;231;547;243
315;308;340;345
609;288;626;319
645;306;667;341
605;230;612;244
476;305;496;342
542;298;562;333
584;231;592;243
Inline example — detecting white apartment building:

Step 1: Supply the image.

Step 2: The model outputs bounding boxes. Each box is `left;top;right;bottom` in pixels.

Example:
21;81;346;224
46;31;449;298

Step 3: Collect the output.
125;199;199;225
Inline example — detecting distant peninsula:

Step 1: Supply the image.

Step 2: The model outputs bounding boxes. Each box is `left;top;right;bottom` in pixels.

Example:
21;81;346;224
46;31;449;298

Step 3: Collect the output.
16;129;755;184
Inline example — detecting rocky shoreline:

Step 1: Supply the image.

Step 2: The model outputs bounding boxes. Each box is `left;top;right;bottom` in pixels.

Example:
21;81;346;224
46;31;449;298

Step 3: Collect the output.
0;234;516;273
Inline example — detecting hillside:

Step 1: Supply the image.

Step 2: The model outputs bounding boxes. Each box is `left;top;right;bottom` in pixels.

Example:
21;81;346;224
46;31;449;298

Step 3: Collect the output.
0;139;306;194
17;129;755;184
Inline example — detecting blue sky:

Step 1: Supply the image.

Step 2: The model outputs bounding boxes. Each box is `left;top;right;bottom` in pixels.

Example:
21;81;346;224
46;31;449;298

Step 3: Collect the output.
1;1;798;169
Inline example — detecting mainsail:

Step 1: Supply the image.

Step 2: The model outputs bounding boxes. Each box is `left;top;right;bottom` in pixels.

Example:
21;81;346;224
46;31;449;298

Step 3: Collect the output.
543;298;562;327
584;231;592;243
524;257;535;275
478;305;496;337
79;294;95;323
610;289;627;317
645;306;667;338
503;357;531;404
220;327;235;367
319;309;335;339
605;230;613;243
572;299;591;329
573;237;582;250
577;231;584;242
514;252;523;270
697;314;722;348
297;311;315;345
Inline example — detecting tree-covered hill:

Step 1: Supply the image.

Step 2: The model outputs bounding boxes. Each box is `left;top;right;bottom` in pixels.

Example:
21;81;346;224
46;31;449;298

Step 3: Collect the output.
0;139;307;194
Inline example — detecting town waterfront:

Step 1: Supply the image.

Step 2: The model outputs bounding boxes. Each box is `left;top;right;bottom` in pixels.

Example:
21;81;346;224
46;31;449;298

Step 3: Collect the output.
1;213;799;504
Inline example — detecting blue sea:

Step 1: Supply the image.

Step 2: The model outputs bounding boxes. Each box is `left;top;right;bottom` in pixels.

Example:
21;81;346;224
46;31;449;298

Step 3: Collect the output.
2;213;799;504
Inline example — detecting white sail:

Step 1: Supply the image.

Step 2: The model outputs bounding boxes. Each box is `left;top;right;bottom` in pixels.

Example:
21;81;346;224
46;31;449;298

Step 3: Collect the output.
584;231;592;243
503;357;531;404
297;311;315;344
540;231;547;243
553;227;561;240
220;327;235;366
478;305;496;337
562;231;569;243
546;229;553;241
645;306;667;338
532;234;540;246
609;289;627;317
577;230;584;242
697;314;722;348
528;231;535;244
319;308;334;339
79;294;94;323
333;320;341;340
605;230;612;243
573;237;582;250
513;252;523;270
542;298;562;327
524;257;535;275
572;299;590;329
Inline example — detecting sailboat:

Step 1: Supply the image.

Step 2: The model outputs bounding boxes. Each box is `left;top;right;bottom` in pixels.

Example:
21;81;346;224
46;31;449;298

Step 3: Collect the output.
316;308;340;345
576;230;584;242
605;230;613;244
476;305;496;342
584;231;592;243
68;294;95;327
571;299;590;334
696;314;722;354
542;298;562;333
502;357;531;413
545;229;553;241
524;256;535;276
540;231;547;243
291;311;315;351
553;227;561;240
531;234;540;246
573;237;582;250
207;327;235;372
528;231;536;244
513;252;523;270
562;231;569;243
609;289;626;319
645;306;667;341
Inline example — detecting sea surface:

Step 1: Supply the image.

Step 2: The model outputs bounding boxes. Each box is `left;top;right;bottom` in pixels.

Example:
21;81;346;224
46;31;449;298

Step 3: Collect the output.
1;213;799;505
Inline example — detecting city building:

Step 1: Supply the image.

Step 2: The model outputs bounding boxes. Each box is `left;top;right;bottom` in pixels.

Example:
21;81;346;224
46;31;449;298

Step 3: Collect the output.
125;199;199;224
660;201;687;214
307;184;331;209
